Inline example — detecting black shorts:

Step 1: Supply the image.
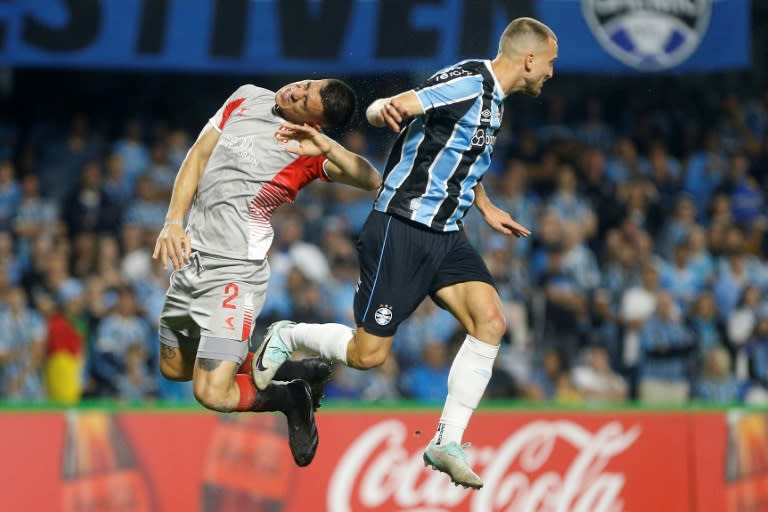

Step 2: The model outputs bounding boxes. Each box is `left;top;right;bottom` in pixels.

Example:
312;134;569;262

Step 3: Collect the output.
353;210;495;336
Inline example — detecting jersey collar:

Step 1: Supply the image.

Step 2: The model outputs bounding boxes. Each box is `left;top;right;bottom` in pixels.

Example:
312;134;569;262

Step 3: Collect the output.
484;60;505;99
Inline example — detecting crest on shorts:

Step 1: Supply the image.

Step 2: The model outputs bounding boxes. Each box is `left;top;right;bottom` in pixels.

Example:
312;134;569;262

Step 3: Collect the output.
374;305;393;326
582;0;711;71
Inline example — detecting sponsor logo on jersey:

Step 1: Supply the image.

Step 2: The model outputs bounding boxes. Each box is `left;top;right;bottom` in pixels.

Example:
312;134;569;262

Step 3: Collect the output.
471;128;496;148
434;68;473;82
219;132;260;165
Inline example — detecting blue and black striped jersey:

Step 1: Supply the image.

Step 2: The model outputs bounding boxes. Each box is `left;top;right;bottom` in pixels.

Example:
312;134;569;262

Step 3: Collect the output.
374;59;505;232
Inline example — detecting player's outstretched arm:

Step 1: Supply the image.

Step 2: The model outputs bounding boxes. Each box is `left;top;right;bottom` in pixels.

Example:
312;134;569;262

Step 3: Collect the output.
153;123;220;270
276;123;381;191
366;91;424;132
473;182;531;238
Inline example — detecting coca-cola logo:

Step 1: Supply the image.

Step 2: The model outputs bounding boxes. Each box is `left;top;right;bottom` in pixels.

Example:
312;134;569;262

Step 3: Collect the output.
328;419;641;512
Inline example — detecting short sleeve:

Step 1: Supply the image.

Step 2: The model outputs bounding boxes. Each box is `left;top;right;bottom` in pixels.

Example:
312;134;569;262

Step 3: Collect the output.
414;67;484;113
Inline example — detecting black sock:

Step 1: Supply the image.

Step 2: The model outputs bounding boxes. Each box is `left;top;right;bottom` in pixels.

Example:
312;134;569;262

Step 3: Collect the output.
253;382;290;412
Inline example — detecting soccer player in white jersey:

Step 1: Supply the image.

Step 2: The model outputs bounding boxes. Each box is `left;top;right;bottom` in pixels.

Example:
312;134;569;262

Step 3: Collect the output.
152;78;382;467
253;18;558;486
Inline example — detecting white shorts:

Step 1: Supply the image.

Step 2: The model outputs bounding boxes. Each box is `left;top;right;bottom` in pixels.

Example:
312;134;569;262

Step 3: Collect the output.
158;251;269;364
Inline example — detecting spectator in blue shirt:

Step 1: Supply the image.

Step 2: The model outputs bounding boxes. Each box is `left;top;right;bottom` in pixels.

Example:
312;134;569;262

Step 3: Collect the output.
659;196;698;258
714;228;764;318
660;242;706;313
605;137;649;184
561;222;601;294
123;175;167;234
116;342;157;402
0;287;46;401
102;152;133;209
112;120;149;191
401;342;450;402
529;211;563;282
361;353;402;402
488;159;539;257
601;232;641;302
547;164;597;240
525;349;566;400
0;161;21;231
165;129;191;170
745;313;768;392
393;300;457;370
90;286;152;396
328;130;380;236
732;174;764;228
639;292;696;402
688;291;728;361
38;114;101;202
694;346;747;403
684;130;726;215
686;226;715;287
144;141;176;198
320;219;360;325
13;174;59;255
0;231;22;286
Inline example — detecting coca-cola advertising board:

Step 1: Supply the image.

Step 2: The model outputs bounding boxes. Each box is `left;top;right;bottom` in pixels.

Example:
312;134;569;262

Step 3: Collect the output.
0;407;752;511
294;412;689;512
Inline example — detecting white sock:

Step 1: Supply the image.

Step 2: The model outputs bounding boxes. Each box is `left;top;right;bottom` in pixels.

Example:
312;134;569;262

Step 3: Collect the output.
281;323;351;364
433;335;499;446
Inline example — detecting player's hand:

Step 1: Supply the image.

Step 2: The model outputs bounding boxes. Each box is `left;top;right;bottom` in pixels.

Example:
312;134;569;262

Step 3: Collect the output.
275;122;332;156
152;223;191;271
482;205;531;238
379;99;410;133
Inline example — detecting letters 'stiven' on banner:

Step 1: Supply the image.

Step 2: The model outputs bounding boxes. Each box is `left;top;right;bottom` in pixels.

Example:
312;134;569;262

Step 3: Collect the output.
0;0;751;74
1;408;768;511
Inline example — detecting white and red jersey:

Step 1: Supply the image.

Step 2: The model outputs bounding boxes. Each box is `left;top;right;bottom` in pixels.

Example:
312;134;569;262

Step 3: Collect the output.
186;84;329;261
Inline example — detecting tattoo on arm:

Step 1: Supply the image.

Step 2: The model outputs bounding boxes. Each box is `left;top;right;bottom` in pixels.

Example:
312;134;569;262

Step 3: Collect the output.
198;358;224;371
160;345;177;360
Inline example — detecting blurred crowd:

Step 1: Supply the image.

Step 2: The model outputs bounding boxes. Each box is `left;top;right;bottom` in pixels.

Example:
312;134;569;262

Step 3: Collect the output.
1;79;768;408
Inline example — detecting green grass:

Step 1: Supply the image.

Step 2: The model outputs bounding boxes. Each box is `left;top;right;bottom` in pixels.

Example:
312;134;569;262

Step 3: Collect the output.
0;398;765;413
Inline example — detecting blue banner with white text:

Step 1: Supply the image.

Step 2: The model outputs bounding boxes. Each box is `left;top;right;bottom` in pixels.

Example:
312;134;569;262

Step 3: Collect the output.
0;0;751;74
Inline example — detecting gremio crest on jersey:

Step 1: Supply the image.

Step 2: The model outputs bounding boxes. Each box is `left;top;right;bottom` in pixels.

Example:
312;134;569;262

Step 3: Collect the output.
582;0;711;71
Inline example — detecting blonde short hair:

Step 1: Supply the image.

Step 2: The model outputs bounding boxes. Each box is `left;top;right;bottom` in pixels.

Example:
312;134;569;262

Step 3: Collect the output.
498;17;556;56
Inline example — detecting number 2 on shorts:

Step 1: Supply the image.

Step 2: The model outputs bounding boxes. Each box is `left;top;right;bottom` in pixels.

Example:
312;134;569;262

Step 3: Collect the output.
222;283;239;309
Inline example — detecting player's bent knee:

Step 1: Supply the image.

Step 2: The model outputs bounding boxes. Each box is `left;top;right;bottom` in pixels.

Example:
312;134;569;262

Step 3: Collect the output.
487;310;507;338
473;307;507;341
355;349;389;370
192;379;230;412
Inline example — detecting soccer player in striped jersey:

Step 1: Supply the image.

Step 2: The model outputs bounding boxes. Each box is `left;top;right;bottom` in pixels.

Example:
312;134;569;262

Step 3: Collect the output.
152;79;382;467
254;17;558;487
